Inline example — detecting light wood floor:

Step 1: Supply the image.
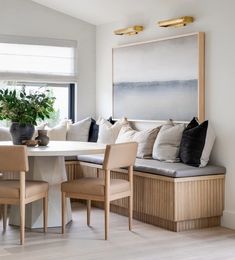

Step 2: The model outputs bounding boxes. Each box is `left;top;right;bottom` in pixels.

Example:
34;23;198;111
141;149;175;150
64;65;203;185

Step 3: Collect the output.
1;203;235;260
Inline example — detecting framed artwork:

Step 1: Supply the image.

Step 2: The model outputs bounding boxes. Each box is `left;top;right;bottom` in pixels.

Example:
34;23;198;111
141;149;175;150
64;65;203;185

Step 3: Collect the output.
112;32;205;122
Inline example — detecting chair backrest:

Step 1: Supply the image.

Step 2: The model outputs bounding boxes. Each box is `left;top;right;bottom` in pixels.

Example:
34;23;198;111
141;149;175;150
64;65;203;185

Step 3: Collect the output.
103;142;138;170
0;145;29;172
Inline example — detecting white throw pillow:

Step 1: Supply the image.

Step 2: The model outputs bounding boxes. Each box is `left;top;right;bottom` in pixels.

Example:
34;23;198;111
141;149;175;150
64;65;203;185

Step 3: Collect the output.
45;120;69;141
0;126;11;141
67;117;92;141
97;117;128;144
153;121;186;162
116;125;161;158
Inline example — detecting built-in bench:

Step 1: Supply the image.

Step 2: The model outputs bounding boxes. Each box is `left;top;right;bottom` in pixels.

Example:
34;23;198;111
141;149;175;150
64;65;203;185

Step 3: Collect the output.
65;155;226;232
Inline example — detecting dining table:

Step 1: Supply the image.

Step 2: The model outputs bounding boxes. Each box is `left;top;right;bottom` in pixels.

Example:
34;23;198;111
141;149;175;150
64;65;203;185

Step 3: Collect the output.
0;141;106;229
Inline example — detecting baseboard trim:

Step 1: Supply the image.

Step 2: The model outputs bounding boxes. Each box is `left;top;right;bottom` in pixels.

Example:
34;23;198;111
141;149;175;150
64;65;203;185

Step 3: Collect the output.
91;202;221;232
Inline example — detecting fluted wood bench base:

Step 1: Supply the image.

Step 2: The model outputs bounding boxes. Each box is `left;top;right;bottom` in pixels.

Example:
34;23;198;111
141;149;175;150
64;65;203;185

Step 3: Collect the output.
65;161;225;232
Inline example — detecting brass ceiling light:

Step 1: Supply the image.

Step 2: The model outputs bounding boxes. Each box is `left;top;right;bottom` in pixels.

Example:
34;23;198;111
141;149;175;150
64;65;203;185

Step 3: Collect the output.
158;16;194;28
114;26;144;36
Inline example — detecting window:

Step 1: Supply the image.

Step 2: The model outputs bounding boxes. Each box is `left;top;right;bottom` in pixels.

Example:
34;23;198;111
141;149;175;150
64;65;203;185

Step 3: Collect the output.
0;35;77;126
0;81;75;127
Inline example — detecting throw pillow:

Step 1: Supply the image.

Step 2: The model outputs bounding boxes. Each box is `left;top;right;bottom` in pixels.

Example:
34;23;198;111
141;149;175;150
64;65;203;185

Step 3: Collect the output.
179;117;216;167
107;116;116;125
97;117;128;144
88;117;116;143
152;120;186;162
45;120;68;141
116;125;161;158
67;117;91;141
0;126;11;141
88;118;99;142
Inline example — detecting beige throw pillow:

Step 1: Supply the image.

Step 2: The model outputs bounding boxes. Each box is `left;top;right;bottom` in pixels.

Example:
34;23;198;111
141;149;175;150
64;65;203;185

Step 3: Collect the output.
67;117;91;141
116;125;161;158
97;117;128;144
152;121;186;162
45;120;69;141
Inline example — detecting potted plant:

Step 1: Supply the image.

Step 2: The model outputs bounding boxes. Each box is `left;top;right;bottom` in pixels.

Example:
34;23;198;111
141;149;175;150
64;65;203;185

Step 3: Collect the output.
0;88;55;145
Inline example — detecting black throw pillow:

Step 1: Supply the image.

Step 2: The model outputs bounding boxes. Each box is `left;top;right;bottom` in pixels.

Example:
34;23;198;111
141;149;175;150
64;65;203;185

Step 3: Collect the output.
88;118;99;142
179;117;215;167
88;117;116;142
107;116;116;124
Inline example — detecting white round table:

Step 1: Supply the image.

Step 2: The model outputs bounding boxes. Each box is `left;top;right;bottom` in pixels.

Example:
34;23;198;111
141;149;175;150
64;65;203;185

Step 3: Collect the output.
0;141;105;229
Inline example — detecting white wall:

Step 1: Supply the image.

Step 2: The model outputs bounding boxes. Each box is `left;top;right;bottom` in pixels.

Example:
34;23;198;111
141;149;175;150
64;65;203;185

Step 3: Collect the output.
96;0;235;229
0;0;96;120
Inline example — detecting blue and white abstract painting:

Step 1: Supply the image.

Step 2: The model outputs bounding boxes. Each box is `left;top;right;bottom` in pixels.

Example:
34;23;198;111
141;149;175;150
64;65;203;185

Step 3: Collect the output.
113;34;198;121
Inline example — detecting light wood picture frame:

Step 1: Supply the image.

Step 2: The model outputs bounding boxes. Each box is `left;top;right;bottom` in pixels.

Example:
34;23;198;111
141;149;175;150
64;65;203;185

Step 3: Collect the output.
112;32;205;122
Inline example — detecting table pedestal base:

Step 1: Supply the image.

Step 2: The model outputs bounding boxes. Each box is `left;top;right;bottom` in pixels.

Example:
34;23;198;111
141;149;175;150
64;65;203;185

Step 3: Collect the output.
9;156;72;228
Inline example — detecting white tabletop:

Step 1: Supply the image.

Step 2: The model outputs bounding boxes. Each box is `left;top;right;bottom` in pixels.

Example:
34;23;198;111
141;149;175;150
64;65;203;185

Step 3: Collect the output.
0;141;106;157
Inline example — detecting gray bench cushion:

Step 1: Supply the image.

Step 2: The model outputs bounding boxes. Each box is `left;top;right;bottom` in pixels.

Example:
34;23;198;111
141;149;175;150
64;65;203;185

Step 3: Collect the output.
134;159;226;178
76;154;226;178
77;154;104;164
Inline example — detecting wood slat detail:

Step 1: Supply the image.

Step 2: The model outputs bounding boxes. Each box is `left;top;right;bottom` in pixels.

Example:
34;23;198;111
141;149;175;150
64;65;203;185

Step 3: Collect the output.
174;178;224;221
176;217;220;232
64;161;225;232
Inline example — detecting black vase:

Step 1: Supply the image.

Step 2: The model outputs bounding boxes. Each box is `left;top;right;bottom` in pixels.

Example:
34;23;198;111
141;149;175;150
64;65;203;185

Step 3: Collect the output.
10;122;35;145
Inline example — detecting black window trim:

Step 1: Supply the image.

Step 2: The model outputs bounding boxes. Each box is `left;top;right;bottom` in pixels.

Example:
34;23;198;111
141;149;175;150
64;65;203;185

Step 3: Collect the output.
69;83;75;123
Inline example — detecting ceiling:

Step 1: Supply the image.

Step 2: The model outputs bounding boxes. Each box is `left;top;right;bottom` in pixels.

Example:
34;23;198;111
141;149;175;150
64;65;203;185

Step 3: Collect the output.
31;0;166;25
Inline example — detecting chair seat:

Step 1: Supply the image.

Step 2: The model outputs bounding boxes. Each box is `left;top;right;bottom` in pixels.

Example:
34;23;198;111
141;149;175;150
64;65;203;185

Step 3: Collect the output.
0;180;49;199
61;178;130;196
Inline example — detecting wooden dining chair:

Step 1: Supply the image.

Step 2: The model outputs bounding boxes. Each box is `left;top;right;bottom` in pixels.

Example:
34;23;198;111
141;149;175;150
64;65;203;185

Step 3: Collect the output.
0;145;49;245
61;142;138;240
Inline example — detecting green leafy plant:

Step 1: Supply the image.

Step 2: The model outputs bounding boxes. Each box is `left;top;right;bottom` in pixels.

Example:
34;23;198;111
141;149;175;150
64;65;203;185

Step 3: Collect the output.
0;88;55;125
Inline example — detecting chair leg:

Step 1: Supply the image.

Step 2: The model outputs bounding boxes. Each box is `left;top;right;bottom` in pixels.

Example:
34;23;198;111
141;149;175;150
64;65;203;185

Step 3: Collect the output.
87;200;91;226
104;199;110;240
43;193;48;233
20;200;25;245
61;192;66;234
3;204;7;231
128;195;133;231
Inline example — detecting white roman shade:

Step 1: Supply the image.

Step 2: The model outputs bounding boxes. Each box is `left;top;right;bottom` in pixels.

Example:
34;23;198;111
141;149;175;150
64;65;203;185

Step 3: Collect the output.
0;35;77;83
